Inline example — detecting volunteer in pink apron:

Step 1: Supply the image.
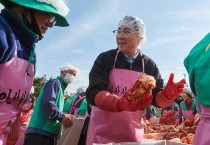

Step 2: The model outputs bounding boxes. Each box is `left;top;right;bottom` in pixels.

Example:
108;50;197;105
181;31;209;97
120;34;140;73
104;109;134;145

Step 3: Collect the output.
175;88;196;126
143;105;157;120
86;15;186;145
68;93;87;118
184;33;210;145
159;104;179;125
0;0;70;144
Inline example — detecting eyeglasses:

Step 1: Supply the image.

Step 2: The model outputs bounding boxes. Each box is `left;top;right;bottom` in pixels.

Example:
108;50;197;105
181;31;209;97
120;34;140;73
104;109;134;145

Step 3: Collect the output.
113;29;137;37
34;10;56;27
48;16;56;27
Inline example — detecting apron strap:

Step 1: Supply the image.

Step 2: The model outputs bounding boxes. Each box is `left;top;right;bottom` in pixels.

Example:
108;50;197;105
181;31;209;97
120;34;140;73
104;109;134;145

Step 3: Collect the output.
69;95;86;115
113;50;120;69
72;95;86;107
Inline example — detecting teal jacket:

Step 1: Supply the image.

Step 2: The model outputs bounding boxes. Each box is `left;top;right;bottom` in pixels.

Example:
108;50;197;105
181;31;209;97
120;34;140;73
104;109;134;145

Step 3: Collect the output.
184;33;210;106
180;100;196;111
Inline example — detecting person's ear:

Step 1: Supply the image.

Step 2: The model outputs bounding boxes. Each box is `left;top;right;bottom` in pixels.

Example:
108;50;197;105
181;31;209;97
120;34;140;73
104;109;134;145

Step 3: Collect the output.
18;6;25;13
138;36;143;44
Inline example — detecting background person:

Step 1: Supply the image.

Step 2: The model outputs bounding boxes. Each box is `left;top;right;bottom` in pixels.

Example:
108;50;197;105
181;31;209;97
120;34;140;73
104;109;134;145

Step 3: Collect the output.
63;92;87;119
0;0;70;144
159;99;180;125
63;91;88;145
85;15;185;145
175;88;196;126
143;105;157;120
23;64;80;145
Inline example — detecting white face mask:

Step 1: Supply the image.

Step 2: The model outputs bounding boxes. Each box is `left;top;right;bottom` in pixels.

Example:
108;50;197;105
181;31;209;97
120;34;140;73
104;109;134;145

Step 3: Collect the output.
63;73;75;84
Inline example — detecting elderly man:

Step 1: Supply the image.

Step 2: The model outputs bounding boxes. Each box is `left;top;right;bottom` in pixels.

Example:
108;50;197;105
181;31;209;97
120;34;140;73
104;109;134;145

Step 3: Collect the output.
24;64;80;145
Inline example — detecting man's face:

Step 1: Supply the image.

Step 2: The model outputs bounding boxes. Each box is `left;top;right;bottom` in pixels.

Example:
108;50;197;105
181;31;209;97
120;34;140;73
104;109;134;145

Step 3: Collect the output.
180;92;192;103
115;26;140;57
61;70;77;78
33;11;56;36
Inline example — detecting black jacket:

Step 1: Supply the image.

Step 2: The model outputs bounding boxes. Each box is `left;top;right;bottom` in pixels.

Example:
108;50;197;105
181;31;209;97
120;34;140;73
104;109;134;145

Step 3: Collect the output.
86;48;164;111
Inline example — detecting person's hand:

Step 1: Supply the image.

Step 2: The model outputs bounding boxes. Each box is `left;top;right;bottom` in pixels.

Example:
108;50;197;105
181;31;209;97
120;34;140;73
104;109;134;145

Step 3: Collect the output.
118;93;153;112
164;73;186;99
61;114;74;128
159;110;175;125
21;102;32;111
159;116;166;124
189;114;195;123
193;113;200;125
136;93;153;110
175;119;181;127
164;110;175;118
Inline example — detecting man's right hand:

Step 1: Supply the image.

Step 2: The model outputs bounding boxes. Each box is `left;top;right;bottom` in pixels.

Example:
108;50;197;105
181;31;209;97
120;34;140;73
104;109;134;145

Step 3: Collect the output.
61;114;74;128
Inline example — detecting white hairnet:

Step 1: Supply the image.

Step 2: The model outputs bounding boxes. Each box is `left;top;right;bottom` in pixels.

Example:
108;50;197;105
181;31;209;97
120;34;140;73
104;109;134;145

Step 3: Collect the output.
118;15;147;43
60;63;80;74
183;87;194;98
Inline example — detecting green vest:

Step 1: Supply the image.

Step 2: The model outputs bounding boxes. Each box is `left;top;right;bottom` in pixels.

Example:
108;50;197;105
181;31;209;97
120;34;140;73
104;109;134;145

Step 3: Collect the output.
184;33;210;106
28;77;65;135
63;94;77;112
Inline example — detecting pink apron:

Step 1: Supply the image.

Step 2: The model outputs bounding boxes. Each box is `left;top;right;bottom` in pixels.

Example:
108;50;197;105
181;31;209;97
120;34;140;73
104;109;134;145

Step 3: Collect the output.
15;109;33;145
0;45;34;144
86;51;145;145
69;95;86;117
193;105;210;145
182;110;193;121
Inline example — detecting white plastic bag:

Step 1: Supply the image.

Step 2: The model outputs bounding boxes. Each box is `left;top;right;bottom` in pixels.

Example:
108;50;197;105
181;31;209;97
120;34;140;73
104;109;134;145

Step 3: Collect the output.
57;118;84;145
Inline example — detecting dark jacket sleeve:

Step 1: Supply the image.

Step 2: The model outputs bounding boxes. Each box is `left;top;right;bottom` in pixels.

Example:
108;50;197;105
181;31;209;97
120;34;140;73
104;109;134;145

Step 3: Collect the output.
142;55;164;107
41;79;65;122
86;50;116;106
0;15;15;63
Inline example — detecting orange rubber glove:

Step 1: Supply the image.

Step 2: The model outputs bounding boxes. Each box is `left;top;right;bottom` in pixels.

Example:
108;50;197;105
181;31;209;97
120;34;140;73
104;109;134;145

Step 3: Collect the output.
164;73;186;99
156;73;186;108
94;91;153;112
161;110;176;125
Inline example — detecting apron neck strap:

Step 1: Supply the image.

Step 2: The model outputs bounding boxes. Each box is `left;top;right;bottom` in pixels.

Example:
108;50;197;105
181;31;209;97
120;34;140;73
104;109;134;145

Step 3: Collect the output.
113;50;145;73
72;95;86;107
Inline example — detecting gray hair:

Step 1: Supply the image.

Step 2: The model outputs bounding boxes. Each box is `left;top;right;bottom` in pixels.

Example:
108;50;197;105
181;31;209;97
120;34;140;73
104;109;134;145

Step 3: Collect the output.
183;88;194;98
118;15;147;43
